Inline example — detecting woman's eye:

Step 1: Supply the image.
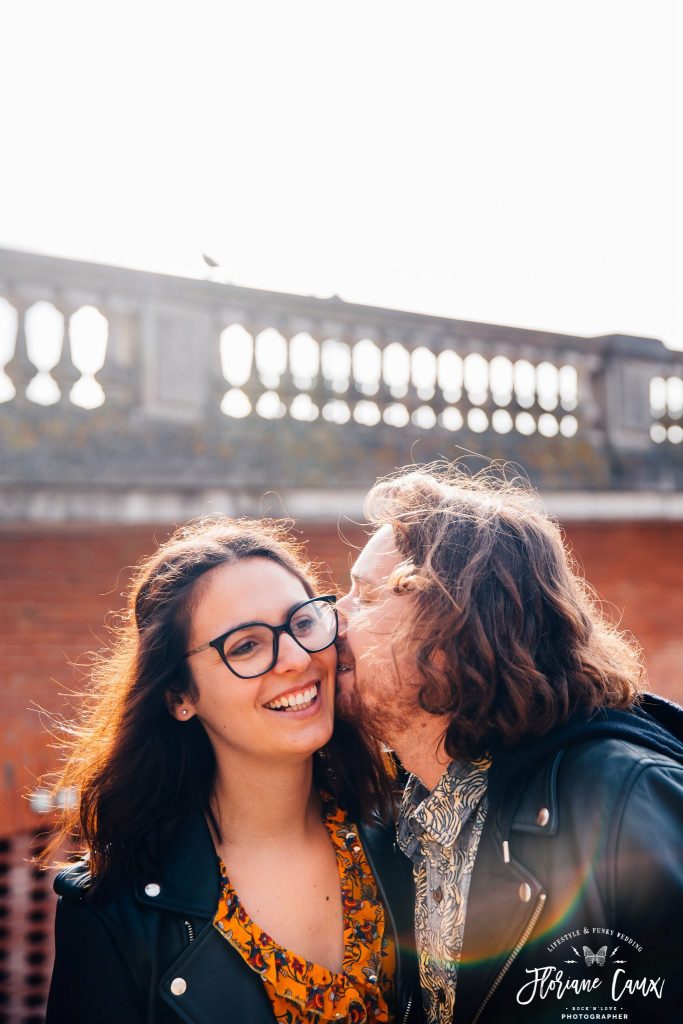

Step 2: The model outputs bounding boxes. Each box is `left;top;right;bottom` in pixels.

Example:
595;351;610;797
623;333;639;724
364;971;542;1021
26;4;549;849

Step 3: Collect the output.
228;639;259;659
292;616;314;633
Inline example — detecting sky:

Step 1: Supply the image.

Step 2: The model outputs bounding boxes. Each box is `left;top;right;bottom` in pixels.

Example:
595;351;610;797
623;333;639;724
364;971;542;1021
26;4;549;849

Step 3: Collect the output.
1;0;682;350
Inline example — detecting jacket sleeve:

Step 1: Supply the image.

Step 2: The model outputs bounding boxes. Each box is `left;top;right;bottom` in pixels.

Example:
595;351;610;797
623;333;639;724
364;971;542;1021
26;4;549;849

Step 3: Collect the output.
611;758;683;1023
47;892;147;1024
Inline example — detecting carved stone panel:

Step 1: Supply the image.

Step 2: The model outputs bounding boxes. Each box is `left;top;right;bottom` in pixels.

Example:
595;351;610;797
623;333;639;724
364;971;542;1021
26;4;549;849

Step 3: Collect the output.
141;304;213;421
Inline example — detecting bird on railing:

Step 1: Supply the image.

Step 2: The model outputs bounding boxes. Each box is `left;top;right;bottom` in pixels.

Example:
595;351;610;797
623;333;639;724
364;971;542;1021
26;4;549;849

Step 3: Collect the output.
202;253;231;284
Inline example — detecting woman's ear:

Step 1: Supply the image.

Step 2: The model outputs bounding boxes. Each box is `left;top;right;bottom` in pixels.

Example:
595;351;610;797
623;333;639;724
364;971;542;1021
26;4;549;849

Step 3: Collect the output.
164;689;196;722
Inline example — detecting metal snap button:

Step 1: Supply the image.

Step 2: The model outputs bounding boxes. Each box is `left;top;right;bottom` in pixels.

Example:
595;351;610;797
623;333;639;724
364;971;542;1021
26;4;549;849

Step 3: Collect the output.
536;807;550;827
144;882;161;897
170;977;187;996
519;882;532;902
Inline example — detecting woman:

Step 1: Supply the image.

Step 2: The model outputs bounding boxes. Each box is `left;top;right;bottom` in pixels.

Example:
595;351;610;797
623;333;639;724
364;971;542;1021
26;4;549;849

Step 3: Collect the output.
45;517;419;1024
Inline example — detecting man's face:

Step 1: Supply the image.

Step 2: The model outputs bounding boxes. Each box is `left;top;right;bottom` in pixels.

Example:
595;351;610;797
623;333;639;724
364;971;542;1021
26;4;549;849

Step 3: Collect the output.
335;525;419;742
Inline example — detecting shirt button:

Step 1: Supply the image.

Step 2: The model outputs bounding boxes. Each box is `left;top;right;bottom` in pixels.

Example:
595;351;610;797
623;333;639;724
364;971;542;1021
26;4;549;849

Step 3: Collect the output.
144;883;161;897
536;807;550;827
519;882;532;902
368;973;378;984
431;886;443;904
170;977;187;996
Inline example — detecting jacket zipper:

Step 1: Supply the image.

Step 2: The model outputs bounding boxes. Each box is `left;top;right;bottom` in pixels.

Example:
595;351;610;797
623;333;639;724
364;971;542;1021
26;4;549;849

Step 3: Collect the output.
470;892;546;1024
358;825;408;1017
401;994;413;1024
184;920;195;944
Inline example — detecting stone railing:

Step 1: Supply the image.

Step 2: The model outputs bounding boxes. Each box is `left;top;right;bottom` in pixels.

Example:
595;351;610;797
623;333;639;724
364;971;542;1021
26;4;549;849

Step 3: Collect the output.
1;248;681;521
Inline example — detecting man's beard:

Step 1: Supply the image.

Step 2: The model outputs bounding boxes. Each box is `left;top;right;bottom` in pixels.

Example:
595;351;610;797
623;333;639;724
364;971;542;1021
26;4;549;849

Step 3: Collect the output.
335;647;412;746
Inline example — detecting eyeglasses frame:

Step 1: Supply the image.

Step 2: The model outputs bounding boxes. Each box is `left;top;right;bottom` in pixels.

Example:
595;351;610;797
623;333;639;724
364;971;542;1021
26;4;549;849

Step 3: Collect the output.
183;594;338;679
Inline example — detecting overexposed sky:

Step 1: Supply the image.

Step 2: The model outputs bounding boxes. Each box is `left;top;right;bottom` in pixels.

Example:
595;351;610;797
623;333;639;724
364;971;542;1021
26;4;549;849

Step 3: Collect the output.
1;0;681;349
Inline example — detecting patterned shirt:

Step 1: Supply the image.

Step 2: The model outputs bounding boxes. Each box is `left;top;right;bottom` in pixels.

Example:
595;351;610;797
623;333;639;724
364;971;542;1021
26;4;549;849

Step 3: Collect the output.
213;791;396;1024
396;756;491;1024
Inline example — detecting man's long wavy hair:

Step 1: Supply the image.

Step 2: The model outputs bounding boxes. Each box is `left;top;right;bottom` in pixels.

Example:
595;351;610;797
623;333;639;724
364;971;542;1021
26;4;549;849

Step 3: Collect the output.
43;517;390;897
366;465;643;759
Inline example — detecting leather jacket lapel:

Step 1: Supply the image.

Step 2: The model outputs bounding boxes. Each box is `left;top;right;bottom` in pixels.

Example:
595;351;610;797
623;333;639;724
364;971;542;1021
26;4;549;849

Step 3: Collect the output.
135;809;221;918
455;752;561;1023
158;920;273;1023
456;819;545;1023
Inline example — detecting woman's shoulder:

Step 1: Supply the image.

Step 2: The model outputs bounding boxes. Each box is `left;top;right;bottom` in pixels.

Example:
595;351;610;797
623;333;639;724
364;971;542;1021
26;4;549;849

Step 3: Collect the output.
54;859;95;901
53;858;136;916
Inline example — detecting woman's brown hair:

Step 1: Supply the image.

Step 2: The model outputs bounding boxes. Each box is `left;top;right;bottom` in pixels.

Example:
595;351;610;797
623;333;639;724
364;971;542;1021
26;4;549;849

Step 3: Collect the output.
365;464;644;760
44;517;390;895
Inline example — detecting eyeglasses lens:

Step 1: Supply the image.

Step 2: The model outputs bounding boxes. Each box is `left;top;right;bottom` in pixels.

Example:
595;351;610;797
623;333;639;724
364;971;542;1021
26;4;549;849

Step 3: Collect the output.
289;600;337;652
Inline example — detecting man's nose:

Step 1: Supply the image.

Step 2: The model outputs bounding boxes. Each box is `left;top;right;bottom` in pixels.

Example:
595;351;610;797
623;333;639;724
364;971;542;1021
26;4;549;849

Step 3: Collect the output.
335;594;351;635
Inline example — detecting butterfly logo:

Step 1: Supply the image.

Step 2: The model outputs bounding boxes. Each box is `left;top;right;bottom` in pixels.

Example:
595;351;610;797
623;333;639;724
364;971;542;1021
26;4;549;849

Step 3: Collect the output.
565;944;626;967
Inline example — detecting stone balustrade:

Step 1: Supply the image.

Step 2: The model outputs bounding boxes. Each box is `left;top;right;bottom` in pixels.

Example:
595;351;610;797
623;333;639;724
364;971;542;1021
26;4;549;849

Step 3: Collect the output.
1;248;681;522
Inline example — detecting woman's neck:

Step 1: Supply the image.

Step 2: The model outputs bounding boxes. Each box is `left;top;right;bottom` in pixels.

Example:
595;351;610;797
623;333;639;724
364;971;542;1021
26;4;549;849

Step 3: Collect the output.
210;752;319;848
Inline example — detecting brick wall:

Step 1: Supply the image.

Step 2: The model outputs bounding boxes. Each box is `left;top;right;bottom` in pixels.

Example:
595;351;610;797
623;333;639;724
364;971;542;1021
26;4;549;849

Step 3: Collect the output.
2;519;682;838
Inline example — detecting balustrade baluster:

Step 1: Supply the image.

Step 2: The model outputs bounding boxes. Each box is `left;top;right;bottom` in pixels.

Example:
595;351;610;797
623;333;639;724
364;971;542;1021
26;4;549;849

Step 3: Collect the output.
373;337;393;415
347;336;367;412
310;334;331;413
3;300;34;402
402;338;427;421
51;305;81;401
96;308;134;409
278;330;298;411
241;323;263;413
209;319;228;417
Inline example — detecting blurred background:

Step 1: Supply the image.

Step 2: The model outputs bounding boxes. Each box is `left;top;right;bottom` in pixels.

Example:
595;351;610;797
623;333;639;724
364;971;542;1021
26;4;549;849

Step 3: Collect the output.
1;2;682;1020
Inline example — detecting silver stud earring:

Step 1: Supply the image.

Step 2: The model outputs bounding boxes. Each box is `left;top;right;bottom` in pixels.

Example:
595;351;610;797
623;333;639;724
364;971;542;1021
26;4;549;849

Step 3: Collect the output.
181;709;188;717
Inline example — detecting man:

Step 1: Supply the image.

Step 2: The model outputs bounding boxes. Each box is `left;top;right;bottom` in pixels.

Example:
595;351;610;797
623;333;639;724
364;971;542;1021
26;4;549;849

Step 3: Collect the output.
335;466;683;1024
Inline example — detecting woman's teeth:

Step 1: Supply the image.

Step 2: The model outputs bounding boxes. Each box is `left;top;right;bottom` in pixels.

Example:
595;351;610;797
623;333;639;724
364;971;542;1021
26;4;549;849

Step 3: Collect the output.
265;684;318;712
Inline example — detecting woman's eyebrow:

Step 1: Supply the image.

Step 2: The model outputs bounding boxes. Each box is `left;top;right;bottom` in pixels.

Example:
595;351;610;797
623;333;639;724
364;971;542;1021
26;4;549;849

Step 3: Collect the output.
223;599;308;634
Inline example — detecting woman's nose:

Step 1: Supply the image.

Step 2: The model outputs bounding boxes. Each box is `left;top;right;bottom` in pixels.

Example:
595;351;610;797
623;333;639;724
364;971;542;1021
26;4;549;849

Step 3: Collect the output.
274;631;313;671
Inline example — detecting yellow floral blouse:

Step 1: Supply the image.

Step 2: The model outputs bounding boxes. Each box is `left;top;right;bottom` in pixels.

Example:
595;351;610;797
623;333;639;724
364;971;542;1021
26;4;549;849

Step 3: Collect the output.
213;791;396;1023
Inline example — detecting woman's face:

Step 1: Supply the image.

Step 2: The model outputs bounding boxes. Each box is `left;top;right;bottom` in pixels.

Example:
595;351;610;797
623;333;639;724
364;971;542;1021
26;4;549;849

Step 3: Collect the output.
175;558;337;763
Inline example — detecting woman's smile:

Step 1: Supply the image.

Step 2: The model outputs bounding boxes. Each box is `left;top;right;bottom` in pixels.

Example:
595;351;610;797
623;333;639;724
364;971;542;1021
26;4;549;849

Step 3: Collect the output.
263;680;322;714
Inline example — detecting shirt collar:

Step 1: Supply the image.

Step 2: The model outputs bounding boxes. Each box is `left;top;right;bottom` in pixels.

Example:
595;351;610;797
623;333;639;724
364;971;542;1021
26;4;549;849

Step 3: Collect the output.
397;755;491;858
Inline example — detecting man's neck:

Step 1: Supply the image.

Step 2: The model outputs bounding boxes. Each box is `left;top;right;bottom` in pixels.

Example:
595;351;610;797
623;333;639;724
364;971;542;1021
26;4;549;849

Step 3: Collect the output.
392;713;452;791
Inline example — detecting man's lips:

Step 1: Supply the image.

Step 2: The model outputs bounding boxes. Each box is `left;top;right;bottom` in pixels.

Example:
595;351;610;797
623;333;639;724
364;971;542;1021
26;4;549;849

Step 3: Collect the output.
335;639;355;675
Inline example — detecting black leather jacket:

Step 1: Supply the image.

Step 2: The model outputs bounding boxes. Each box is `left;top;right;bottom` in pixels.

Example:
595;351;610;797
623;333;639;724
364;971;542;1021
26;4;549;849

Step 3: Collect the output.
455;694;683;1024
47;809;421;1024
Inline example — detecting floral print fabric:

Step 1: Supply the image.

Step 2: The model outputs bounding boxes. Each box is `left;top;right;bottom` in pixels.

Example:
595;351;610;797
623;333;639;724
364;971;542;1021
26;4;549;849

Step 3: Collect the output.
213;791;395;1023
396;756;491;1024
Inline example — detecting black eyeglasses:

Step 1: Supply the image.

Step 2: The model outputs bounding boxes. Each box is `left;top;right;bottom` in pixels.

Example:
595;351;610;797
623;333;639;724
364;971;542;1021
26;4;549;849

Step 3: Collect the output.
183;595;338;679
